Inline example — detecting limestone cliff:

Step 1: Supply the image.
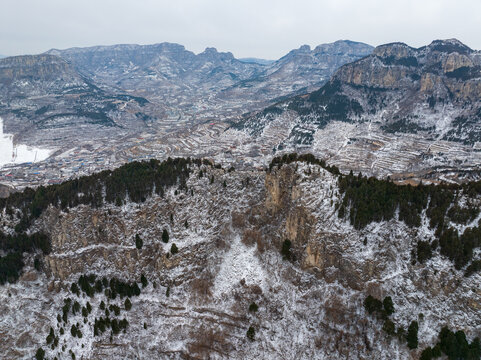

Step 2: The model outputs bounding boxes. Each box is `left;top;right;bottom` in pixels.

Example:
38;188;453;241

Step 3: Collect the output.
1;162;480;359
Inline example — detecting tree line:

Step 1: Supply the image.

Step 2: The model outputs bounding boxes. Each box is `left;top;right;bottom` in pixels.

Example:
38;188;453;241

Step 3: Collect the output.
0;157;208;286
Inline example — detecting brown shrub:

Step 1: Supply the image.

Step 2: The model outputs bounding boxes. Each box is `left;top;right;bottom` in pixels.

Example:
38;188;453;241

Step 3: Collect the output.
256;236;265;254
241;229;262;247
250;284;263;295
190;277;213;300
188;327;230;358
231;211;246;228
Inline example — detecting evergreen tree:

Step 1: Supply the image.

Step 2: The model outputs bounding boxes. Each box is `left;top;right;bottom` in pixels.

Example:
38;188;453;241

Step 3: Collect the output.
125;298;132;311
383;319;396;335
281;239;292;260
162;229;169;243
46;327;55;344
141;274;148;288
70;282;79;296
383;296;395;316
407;321;419;349
364;295;382;315
247;326;255;341
135;234;143;249
34;257;41;271
35;348;45;360
420;347;433;360
171;243;179;255
71;324;77;337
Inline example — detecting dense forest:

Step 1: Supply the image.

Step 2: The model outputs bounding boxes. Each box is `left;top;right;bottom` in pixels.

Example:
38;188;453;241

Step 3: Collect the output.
337;173;481;273
0;157;203;285
36;273;146;360
1;157;195;233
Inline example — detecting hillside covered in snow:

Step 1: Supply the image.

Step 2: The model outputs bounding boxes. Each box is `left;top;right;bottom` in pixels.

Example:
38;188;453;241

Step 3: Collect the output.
0;155;480;359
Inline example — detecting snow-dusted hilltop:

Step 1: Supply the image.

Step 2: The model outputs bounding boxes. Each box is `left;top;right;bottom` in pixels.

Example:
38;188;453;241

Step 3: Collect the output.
0;156;480;359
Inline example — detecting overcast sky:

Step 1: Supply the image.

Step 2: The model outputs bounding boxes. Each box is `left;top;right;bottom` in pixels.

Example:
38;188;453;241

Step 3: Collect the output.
1;0;480;59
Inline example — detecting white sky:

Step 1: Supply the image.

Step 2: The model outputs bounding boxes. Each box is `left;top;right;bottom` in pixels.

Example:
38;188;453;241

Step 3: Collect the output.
1;0;480;59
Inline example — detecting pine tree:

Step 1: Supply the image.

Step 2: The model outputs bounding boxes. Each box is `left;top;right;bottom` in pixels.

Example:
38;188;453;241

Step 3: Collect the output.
135;234;143;249
407;321;419;349
383;296;395;316
171;243;179;255
125;298;132;311
247;326;255;341
281;239;292;260
141;274;148;288
162;229;169;243
35;348;45;360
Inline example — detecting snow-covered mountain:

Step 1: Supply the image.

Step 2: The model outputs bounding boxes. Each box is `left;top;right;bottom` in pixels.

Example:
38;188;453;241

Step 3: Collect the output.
230;39;481;181
237;39;481;145
0;54;153;145
47;43;264;98
46;41;373;119
220;40;373;104
0;156;480;359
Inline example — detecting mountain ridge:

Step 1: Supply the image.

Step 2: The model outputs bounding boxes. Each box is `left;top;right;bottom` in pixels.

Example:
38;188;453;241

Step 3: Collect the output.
236;38;481;143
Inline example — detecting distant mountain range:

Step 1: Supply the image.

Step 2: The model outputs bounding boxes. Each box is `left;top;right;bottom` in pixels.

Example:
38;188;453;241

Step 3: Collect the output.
46;40;373;114
237;39;481;146
0;40;374;144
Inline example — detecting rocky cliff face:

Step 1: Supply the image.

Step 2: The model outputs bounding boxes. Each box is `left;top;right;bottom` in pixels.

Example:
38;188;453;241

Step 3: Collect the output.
237;39;481;145
1;161;479;359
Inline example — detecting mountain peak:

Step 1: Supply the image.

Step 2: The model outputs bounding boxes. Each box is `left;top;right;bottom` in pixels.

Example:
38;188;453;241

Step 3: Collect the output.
426;38;473;54
298;44;311;52
203;47;218;54
199;47;234;60
372;42;415;59
313;40;374;55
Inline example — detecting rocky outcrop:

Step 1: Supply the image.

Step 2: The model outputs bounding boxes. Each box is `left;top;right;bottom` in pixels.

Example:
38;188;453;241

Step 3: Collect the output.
262;162;481;341
2;162;480;360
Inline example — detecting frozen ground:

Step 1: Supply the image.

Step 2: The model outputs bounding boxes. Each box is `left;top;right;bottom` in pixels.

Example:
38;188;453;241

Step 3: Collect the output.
0;118;52;168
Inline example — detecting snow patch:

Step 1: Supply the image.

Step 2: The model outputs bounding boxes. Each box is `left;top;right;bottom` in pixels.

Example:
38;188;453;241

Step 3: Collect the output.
214;235;267;297
0;117;53;168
